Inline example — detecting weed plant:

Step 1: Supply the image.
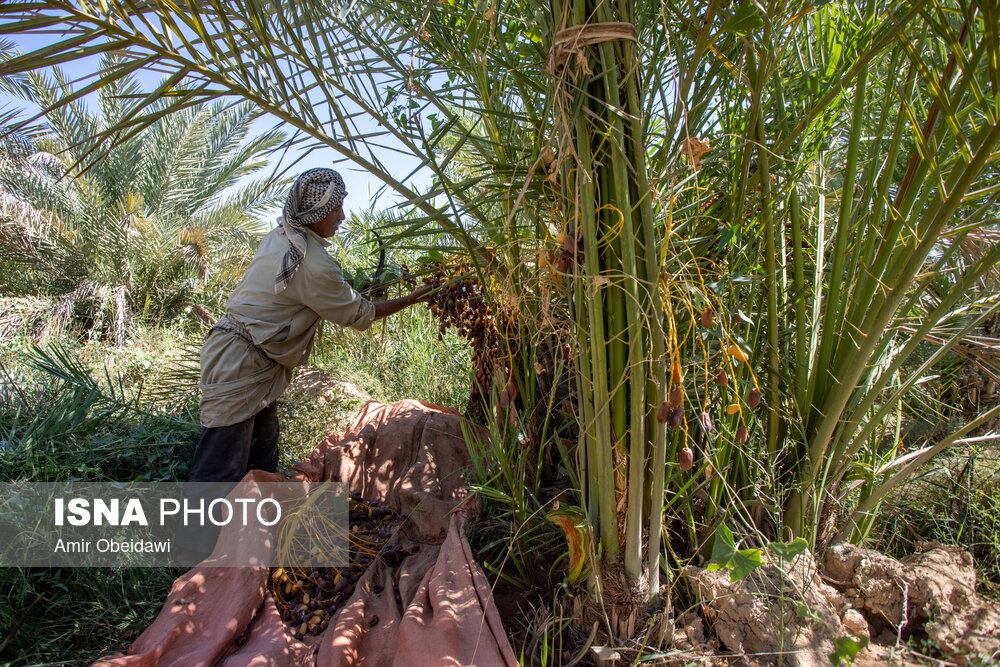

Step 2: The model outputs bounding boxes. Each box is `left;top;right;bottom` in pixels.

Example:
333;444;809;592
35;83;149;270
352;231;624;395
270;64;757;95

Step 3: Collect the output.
0;566;182;666
0;341;199;483
312;307;472;410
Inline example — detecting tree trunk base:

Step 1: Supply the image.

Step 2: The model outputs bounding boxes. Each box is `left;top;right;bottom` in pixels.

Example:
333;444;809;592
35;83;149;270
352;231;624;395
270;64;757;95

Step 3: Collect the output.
573;559;673;653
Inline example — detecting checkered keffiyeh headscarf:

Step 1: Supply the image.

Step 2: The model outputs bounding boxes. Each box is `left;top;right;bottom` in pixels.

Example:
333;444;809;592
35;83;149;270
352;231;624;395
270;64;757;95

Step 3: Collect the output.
274;168;347;293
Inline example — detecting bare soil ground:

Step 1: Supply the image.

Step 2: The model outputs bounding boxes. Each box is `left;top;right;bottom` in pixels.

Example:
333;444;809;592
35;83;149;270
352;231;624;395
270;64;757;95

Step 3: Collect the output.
676;543;1000;666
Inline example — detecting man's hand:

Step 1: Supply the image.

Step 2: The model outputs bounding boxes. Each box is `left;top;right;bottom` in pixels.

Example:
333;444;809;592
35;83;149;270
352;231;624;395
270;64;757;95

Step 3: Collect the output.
409;284;433;303
372;285;434;320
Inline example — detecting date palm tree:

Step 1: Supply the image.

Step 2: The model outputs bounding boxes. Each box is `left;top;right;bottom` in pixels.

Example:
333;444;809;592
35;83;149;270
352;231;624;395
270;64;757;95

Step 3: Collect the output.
2;0;999;644
0;38;47;281
0;60;287;342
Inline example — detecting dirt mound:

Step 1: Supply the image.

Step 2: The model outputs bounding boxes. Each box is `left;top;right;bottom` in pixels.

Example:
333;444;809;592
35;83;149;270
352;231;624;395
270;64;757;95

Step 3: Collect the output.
683;550;845;666
288;365;371;403
681;542;1000;666
824;542;1000;665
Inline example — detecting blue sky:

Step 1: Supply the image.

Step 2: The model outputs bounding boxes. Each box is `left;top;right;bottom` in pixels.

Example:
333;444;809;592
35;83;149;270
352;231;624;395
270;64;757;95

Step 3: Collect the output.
2;33;433;221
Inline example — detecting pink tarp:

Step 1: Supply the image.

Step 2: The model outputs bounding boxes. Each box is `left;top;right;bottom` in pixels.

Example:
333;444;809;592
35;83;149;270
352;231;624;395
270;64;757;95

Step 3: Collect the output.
95;400;517;666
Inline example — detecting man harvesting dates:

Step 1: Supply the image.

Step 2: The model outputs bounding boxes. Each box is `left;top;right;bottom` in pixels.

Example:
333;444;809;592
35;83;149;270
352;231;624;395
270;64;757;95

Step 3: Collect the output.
189;168;430;482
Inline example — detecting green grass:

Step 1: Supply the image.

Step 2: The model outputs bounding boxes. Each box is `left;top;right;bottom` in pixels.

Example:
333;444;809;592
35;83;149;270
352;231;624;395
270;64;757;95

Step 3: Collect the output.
0;334;199;665
276;391;370;467
0;566;184;666
311;303;473;411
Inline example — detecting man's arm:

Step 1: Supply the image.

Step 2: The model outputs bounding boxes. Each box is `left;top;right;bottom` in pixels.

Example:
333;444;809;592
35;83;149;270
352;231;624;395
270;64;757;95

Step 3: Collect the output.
372;285;432;320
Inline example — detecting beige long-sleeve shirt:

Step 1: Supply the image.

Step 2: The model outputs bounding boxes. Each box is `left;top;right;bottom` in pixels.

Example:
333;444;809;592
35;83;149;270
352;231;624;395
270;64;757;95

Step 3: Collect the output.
199;226;375;427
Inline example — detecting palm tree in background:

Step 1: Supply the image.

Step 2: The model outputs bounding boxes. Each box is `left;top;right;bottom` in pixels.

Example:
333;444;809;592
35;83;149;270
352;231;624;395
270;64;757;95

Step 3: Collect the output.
0;38;46;269
0;58;287;343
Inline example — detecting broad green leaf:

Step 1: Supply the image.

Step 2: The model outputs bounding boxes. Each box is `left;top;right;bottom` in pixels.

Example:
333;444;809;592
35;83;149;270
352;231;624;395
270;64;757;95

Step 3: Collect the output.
829;635;868;665
729;548;766;582
721;4;764;36
707;525;767;582
707;524;737;569
768;537;809;560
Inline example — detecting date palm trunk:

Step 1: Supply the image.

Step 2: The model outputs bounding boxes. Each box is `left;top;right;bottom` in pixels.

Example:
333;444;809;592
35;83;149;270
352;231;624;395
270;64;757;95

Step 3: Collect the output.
549;0;668;604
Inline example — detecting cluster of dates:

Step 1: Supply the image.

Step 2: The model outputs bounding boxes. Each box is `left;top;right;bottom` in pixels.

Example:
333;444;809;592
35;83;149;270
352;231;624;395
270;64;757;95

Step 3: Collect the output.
269;495;417;640
657;308;764;472
421;265;510;410
422;267;498;343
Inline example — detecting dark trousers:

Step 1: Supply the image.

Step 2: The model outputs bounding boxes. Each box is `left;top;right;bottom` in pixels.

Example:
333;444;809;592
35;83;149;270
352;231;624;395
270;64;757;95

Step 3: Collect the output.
188;401;280;482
